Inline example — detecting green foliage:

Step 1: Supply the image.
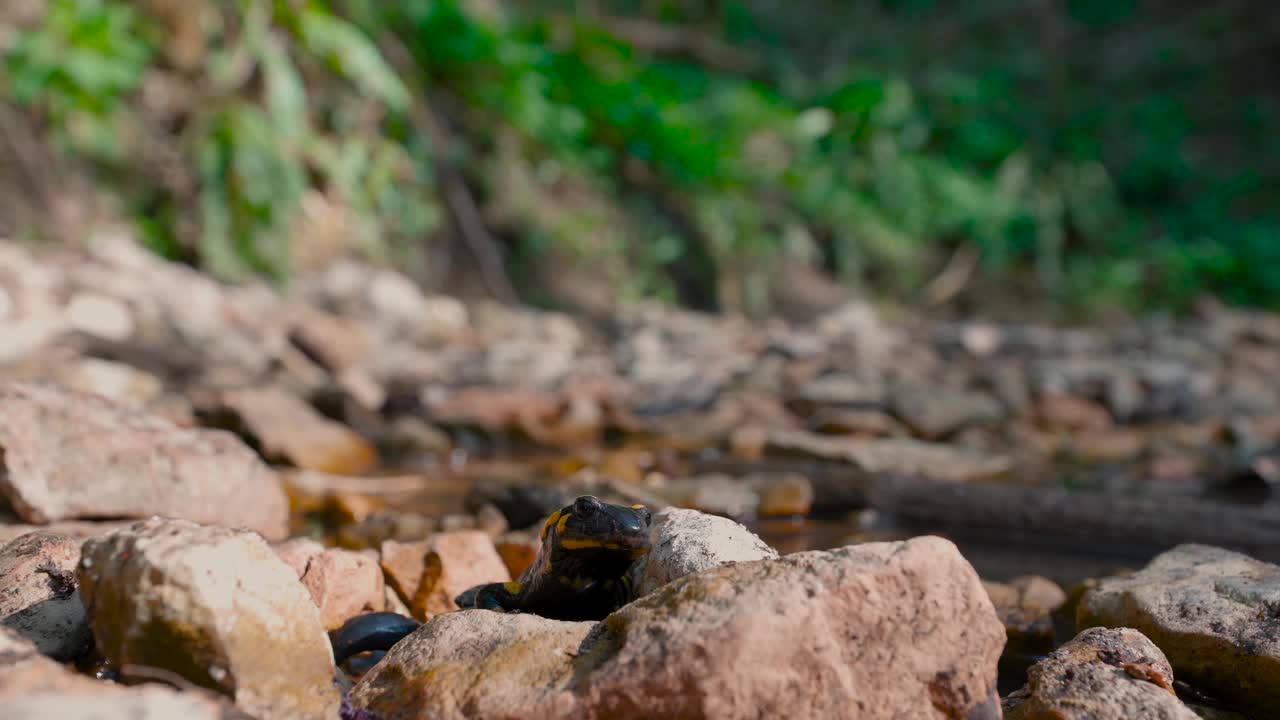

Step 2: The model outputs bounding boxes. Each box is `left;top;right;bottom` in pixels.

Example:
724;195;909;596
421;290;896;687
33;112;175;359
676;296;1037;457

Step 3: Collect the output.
5;0;153;161
3;0;1276;313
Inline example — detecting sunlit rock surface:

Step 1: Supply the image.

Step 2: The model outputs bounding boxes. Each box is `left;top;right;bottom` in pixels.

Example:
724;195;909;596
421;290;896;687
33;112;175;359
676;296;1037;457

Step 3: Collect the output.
77;518;339;720
1078;544;1280;717
352;536;1004;720
0;381;288;540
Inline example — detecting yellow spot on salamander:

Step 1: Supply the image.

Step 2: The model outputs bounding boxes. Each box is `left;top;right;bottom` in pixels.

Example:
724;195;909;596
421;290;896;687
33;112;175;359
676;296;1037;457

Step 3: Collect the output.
503;581;524;595
556;512;570;536
631;504;646;509
559;538;606;550
541;511;561;541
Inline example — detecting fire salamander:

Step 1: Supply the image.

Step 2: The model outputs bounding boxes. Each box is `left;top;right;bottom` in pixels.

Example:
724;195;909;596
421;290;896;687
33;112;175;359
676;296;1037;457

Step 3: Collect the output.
455;495;652;620
330;495;652;666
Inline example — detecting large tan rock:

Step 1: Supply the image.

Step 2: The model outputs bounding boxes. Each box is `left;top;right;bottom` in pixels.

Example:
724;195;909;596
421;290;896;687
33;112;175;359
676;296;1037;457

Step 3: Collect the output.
1077;544;1280;717
628;507;777;596
1004;627;1198;720
0;382;288;540
77;518;340;720
352;536;1005;720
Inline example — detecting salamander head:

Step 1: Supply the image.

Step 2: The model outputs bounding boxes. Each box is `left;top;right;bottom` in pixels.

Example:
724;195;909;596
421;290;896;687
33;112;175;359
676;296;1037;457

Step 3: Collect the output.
541;495;652;559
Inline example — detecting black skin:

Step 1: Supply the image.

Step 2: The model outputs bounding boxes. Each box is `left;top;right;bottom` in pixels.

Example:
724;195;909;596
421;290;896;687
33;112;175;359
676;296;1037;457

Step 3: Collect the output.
331;611;421;667
328;496;652;666
455;495;652;620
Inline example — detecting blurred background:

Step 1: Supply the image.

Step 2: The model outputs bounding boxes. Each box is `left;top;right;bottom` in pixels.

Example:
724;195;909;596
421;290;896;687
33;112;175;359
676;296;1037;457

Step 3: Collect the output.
2;0;1276;320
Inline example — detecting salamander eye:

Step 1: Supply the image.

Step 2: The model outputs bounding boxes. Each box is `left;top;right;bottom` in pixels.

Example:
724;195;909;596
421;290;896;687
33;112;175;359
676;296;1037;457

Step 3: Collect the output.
634;506;652;524
573;495;601;517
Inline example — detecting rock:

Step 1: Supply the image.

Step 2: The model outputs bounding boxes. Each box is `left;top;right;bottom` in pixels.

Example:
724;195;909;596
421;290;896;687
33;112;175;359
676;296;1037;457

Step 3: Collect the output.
0;531;81;617
274;537;325;578
767;429;1013;481
62;291;135;341
215;386;380;475
77;518;340;720
1;623;231;719
277;540;385;630
381;531;510;620
0;532;90;660
982;575;1067;654
495;530;541;579
1068;428;1147;463
793;374;885;407
890;385;1004;438
629;508;777;597
659;474;759;518
1077;544;1280;717
0;520;139;545
808;408;906;437
756;473;815;517
0;382;288;540
378;416;452;461
337;511;436;550
728;424;768;460
286;305;371;372
351;536;1004;720
1004;627;1197;720
0;688;226;720
1034;392;1113;432
47;357;165;409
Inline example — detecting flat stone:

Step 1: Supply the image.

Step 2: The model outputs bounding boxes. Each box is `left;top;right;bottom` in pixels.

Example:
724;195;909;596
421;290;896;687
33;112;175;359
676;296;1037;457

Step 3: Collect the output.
0;382;288;540
1078;544;1280;717
1004;627;1197;720
767;429;1013;481
216;386;380;475
890;385;1004;438
350;536;1004;720
77;518;340;720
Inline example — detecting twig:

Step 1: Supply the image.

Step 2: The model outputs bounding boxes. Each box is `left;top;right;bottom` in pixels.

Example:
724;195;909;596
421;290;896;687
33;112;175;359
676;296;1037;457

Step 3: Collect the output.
378;36;518;304
923;242;980;305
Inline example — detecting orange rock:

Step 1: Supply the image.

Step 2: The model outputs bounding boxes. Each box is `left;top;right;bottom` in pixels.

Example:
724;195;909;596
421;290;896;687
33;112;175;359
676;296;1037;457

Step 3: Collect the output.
495;531;540;579
381;532;510;621
298;548;385;630
757;474;814;517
